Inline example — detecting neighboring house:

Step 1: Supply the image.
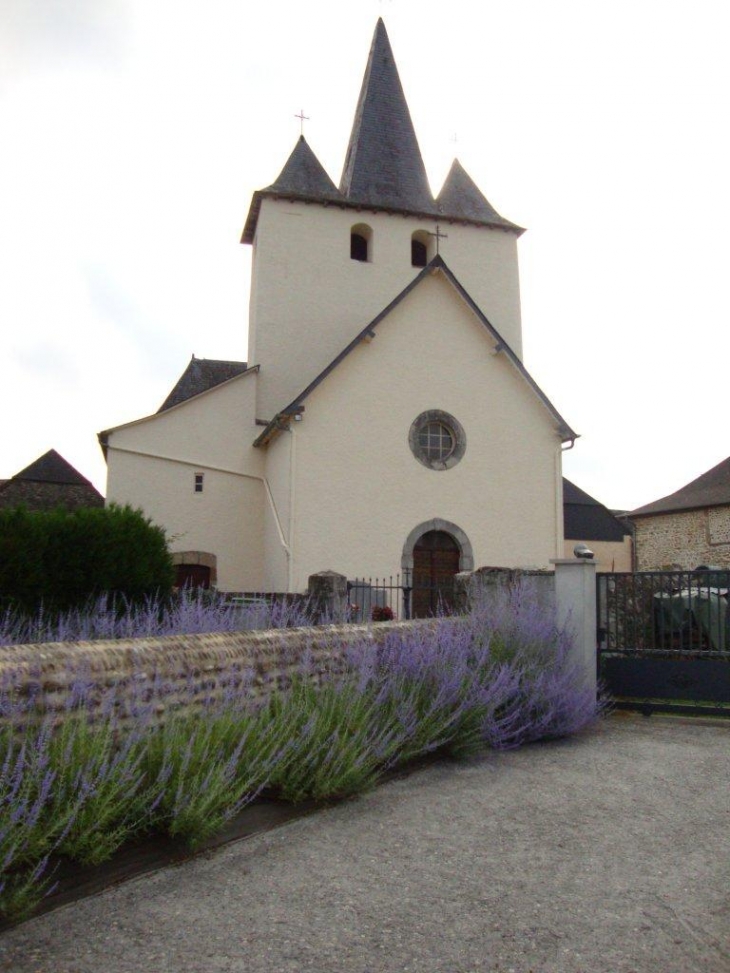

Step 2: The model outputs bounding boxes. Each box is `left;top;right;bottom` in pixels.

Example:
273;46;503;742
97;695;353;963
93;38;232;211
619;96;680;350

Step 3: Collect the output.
562;478;633;572
100;19;576;598
629;456;730;571
0;450;104;512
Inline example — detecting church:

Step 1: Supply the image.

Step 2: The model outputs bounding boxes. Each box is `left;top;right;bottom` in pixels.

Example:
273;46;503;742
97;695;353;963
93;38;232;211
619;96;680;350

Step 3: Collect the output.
100;19;576;601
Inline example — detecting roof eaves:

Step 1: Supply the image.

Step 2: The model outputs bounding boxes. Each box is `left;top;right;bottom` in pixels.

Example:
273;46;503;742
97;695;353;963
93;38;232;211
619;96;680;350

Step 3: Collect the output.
435;261;577;442
241;191;525;246
255;256;576;447
630;499;730;519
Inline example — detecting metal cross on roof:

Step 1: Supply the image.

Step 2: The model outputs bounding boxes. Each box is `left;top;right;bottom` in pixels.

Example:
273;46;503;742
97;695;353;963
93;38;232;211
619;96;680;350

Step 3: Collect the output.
428;224;449;255
294;109;310;136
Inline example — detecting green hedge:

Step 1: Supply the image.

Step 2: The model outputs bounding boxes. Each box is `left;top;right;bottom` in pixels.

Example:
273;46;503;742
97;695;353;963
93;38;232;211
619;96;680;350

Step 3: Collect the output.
0;504;174;614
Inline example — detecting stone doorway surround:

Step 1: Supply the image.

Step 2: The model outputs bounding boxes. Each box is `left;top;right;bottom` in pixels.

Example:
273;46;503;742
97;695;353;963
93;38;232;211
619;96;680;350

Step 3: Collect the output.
171;551;218;588
401;519;474;575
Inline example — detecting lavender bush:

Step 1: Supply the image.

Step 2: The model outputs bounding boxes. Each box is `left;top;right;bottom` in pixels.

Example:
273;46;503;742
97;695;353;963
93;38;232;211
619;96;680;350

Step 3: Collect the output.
0;721;76;919
0;589;312;647
143;705;286;847
0;581;601;923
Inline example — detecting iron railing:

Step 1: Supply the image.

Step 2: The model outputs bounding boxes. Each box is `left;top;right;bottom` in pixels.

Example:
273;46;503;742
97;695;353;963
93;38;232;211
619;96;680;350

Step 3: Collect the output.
347;572;458;622
597;569;730;658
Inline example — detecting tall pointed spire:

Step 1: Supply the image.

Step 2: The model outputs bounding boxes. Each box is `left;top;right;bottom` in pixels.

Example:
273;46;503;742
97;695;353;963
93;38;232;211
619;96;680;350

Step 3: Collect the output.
339;19;434;213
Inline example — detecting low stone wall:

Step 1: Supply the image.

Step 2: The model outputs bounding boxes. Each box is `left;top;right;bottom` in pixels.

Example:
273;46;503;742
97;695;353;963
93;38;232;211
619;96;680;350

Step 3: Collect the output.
0;622;426;728
456;566;555;614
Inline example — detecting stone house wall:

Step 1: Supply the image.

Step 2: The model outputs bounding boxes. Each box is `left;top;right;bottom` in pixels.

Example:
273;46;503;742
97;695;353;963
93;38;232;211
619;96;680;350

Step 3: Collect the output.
0;481;104;511
632;505;730;570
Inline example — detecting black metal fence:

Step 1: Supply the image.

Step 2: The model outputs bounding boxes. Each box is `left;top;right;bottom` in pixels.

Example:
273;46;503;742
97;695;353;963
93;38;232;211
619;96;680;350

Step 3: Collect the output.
596;569;730;715
597;569;730;657
347;572;458;622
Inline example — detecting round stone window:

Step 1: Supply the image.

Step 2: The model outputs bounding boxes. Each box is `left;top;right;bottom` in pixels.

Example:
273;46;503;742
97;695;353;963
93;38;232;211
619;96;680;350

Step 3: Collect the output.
409;410;466;471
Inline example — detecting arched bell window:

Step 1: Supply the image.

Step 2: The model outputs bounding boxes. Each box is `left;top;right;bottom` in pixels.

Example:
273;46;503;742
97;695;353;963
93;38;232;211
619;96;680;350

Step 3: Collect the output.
350;223;372;262
411;229;431;267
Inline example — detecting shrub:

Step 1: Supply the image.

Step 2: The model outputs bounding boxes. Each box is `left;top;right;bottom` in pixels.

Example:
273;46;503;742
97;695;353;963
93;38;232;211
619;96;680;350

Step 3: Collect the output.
0;504;174;616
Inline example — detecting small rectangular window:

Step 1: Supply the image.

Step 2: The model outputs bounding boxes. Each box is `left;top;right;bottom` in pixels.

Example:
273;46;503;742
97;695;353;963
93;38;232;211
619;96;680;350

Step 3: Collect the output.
194;473;204;493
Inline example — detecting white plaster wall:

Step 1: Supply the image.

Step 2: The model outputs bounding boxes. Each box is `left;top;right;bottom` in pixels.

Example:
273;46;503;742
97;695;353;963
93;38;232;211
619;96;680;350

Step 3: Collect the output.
105;372;266;590
261;428;292;592
278;269;562;589
248;199;523;420
106;451;264;590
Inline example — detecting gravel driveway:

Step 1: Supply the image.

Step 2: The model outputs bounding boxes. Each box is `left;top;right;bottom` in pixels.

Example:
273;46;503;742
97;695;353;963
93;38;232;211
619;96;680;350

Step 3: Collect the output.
1;713;728;973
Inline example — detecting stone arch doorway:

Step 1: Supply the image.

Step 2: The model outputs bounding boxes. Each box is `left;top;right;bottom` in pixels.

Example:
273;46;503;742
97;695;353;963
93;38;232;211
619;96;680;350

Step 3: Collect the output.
172;551;217;590
402;520;474;618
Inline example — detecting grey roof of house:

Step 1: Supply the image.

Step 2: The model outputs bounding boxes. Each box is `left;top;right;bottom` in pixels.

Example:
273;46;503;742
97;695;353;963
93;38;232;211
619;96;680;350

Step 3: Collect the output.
254;254;576;447
630;455;730;517
158;357;249;412
7;449;94;487
563;478;630;541
242;20;522;243
436;159;523;232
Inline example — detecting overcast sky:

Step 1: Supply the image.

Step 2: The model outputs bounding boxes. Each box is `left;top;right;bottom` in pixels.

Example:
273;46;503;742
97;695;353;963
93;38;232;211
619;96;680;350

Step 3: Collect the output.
2;0;728;511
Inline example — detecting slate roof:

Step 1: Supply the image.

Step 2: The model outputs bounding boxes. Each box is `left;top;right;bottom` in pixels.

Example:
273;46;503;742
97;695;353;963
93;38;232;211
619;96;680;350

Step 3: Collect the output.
630;456;730;517
159;357;248;412
254;255;576;447
242;19;522;243
436;159;523;233
0;450;104;510
8;449;94;486
339;18;433;213
268;136;342;199
241;138;343;243
563;478;630;542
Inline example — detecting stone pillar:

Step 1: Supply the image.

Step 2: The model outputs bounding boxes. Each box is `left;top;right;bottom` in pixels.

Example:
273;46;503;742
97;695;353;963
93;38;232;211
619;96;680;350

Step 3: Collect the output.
307;570;349;623
551;559;598;697
453;571;474;614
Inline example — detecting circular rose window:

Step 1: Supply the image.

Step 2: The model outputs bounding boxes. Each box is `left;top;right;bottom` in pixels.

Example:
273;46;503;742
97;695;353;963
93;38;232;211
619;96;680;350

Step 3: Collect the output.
409;410;466;471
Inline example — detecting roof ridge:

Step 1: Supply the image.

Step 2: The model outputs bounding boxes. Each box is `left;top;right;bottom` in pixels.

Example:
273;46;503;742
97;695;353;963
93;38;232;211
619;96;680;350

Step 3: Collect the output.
630;455;730;516
12;449;93;486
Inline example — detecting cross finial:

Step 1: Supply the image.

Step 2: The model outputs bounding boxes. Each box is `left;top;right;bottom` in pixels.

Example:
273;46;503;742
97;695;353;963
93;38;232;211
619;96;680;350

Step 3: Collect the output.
428;224;448;255
294;108;310;136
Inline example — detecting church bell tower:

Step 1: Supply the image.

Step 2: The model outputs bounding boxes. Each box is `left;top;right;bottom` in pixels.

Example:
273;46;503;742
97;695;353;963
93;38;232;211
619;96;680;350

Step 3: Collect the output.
242;19;525;422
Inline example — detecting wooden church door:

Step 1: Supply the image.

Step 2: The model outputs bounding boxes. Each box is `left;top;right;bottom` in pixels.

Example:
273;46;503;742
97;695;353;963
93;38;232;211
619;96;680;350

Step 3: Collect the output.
411;530;460;617
174;563;211;590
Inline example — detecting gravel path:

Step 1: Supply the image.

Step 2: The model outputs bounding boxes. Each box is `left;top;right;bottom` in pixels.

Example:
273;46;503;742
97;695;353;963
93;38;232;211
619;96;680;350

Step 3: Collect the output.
1;713;728;973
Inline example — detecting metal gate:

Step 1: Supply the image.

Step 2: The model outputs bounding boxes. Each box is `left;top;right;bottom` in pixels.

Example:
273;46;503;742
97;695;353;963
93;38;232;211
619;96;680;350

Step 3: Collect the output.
597;570;730;716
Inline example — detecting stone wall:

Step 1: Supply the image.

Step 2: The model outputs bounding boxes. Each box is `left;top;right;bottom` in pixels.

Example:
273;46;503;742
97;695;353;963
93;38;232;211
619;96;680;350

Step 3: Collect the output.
0;622;429;729
633;505;730;570
0;481;103;511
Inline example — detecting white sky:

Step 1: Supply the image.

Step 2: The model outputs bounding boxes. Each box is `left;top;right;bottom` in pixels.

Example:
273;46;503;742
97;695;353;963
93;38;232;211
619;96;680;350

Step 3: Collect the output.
1;0;728;511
